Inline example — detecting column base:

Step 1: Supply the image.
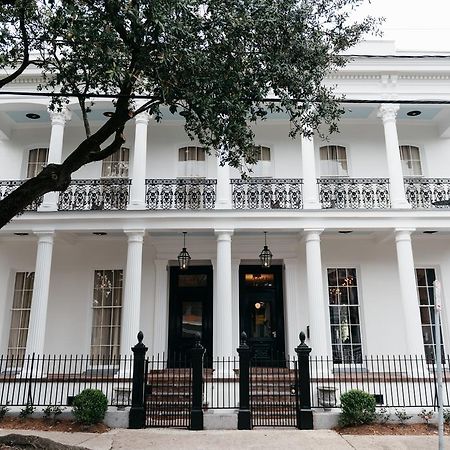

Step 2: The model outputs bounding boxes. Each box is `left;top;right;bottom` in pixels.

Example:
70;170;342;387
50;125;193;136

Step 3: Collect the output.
391;199;412;209
297;409;313;430
128;406;146;429
238;410;251;430
215;201;232;210
190;409;204;430
302;200;321;210
38;203;58;212
128;201;147;210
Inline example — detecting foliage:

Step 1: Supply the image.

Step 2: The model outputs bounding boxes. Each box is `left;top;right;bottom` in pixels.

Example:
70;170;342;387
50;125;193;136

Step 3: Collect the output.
19;402;35;419
394;408;412;424
72;389;108;425
339;389;376;426
0;405;9;421
42;405;64;422
376;406;391;424
444;408;450;424
0;0;380;228
418;409;434;424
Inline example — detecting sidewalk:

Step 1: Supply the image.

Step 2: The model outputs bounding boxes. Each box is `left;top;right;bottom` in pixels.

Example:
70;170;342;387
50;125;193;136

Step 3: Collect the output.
0;428;448;449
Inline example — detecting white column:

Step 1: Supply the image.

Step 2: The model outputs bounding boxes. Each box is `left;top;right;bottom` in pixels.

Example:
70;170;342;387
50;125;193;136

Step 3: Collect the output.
394;228;425;356
152;260;169;356
301;134;321;209
120;230;145;355
128;110;150;210
231;258;240;355
214;230;234;358
40;108;71;211
26;231;55;355
377;104;410;209
284;258;301;355
304;229;329;357
216;156;232;209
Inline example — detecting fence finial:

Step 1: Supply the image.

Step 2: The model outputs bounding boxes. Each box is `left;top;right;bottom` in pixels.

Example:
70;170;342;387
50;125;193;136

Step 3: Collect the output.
299;331;306;345
137;331;144;344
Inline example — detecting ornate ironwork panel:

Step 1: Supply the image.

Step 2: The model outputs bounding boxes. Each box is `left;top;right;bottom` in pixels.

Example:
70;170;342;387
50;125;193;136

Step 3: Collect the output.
404;178;450;208
231;178;303;209
57;178;130;211
318;178;390;209
0;180;43;211
145;179;216;210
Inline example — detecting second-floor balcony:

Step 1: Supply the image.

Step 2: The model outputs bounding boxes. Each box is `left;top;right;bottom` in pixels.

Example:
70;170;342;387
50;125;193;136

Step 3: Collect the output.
404;178;450;209
0;180;43;211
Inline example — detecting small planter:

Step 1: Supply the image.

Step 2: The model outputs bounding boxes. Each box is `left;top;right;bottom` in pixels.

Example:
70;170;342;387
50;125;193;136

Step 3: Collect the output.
317;385;337;410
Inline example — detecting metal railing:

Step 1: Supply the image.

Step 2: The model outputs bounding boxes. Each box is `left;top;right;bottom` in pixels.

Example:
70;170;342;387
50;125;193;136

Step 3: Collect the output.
0;180;43;211
145;178;216;210
404;178;450;208
310;355;450;409
318;178;390;209
0;353;133;407
58;178;131;211
231;178;303;209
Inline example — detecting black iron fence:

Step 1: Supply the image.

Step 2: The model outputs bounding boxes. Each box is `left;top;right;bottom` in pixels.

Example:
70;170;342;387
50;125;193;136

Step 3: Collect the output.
310;355;450;409
0;353;133;407
404;177;450;208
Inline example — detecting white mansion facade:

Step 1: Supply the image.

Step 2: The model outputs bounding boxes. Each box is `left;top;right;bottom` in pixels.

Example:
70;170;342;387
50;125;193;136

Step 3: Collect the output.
1;41;450;365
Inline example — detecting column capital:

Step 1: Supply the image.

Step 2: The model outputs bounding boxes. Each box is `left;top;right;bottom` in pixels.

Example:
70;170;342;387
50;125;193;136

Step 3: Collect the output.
303;228;324;242
33;230;55;244
124;229;146;241
135;110;151;125
214;229;234;240
48;107;72;126
394;228;416;241
377;103;400;123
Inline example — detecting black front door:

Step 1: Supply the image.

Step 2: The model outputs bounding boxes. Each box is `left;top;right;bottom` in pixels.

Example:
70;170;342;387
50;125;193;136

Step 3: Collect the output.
168;266;213;365
239;265;286;364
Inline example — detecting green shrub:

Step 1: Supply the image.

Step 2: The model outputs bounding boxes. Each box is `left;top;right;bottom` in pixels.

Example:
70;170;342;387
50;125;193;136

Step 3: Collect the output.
339;389;376;427
19;403;35;419
72;389;108;425
43;405;64;422
0;405;9;421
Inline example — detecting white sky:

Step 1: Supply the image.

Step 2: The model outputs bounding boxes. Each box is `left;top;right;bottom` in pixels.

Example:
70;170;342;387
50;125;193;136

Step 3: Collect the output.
353;0;450;51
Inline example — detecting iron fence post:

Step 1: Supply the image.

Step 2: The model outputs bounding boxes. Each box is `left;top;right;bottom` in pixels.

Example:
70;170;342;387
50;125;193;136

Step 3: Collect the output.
129;331;148;429
190;338;205;430
237;332;252;429
295;331;313;430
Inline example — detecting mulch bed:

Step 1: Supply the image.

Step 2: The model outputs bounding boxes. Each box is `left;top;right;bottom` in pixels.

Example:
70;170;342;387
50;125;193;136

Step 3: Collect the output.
0;417;109;433
337;422;450;435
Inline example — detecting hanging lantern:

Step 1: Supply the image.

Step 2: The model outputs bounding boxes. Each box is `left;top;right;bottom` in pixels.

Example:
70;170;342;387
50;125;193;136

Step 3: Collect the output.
178;232;191;270
259;231;273;268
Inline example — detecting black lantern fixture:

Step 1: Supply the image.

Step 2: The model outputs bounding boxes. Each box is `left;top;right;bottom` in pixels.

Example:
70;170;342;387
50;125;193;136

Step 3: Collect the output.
259;231;273;268
178;232;191;270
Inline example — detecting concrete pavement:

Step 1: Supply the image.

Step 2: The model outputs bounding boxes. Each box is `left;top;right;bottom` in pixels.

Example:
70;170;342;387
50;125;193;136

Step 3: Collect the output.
0;428;447;449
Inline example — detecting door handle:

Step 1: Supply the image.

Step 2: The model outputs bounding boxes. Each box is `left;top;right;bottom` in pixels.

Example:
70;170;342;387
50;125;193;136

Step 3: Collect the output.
272;330;277;338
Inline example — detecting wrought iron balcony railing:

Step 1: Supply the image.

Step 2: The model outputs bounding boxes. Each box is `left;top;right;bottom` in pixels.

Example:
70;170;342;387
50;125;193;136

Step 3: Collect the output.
0;180;43;211
318;178;390;209
145;178;217;209
231;178;303;209
58;178;131;211
404;178;450;208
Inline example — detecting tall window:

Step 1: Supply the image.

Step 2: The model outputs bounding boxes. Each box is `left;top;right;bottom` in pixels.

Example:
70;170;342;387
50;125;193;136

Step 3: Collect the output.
178;146;206;162
91;270;123;359
253;145;271;161
101;147;129;178
320;145;348;177
27;148;48;178
8;272;34;359
327;268;362;364
400;145;422;176
416;268;445;363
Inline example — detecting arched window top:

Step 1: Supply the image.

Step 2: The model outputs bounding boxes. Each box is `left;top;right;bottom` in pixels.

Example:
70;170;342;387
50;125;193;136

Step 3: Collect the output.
178;146;206;162
319;145;348;177
27;147;48;178
399;145;422;176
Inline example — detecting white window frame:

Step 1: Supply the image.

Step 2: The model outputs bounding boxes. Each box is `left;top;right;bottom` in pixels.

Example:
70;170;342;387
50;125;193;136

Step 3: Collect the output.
90;269;123;360
319;145;349;177
7;272;34;361
26;148;48;178
400;145;422;177
101;147;129;178
326;267;363;365
177;146;207;178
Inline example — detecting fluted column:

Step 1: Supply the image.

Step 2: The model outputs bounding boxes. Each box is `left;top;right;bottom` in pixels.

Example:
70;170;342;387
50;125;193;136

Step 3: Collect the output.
394;228;425;355
304;229;329;357
378;104;410;209
152;260;169;356
129;110;150;210
301;134;321;209
214;230;234;358
216;155;232;209
26;231;55;355
121;230;145;355
40;108;71;211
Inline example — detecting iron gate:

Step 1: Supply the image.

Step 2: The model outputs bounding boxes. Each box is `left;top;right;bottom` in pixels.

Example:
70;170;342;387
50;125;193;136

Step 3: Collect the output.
145;354;192;428
249;356;298;427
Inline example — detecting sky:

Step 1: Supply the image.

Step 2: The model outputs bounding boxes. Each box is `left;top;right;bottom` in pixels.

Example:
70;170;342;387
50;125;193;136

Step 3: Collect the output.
353;0;450;51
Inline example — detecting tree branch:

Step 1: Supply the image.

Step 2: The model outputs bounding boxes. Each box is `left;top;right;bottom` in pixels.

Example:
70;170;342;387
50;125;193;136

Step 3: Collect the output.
87;127;125;162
